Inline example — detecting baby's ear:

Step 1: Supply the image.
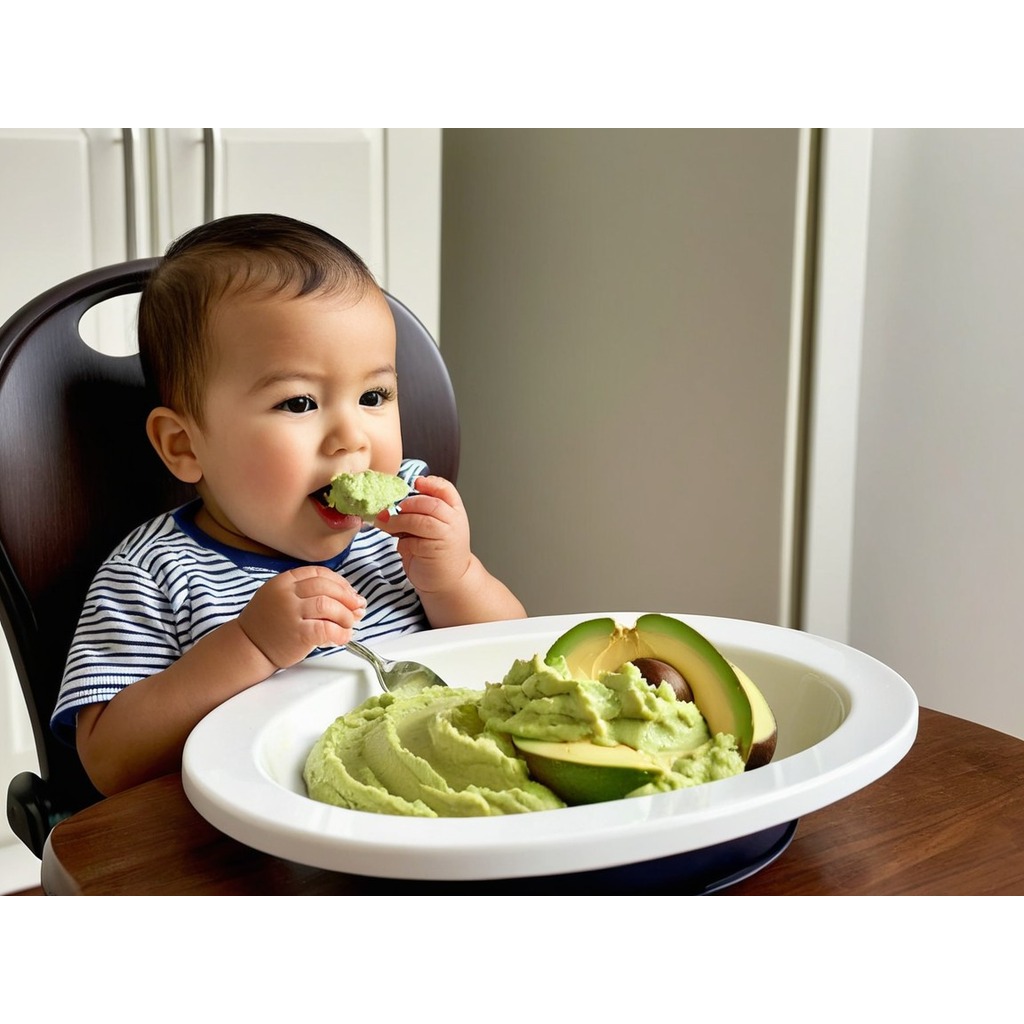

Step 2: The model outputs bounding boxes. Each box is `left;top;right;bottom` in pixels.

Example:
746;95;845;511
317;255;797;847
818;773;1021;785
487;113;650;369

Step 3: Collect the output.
146;407;203;484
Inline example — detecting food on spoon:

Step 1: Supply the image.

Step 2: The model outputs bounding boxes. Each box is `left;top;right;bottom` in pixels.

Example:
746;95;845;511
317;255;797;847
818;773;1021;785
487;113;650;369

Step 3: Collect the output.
303;614;774;816
325;469;410;518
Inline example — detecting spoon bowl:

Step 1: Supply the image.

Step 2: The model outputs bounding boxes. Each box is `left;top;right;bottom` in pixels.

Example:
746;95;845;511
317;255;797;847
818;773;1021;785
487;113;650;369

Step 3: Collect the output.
345;639;449;693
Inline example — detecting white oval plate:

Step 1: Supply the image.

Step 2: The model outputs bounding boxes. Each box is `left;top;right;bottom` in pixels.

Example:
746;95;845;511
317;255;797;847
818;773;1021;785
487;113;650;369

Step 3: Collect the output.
182;613;918;882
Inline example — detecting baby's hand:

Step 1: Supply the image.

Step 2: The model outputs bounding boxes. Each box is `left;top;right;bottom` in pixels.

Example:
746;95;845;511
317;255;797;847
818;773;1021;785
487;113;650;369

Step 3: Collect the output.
237;565;365;669
377;475;472;595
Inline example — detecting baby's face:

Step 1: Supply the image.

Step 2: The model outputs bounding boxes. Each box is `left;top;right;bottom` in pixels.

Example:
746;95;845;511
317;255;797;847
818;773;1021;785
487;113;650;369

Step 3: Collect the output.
186;286;403;562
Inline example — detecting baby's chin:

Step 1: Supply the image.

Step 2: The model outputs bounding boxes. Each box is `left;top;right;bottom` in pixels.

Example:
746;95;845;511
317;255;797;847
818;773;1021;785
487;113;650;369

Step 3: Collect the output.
193;502;365;562
289;530;366;565
241;524;365;565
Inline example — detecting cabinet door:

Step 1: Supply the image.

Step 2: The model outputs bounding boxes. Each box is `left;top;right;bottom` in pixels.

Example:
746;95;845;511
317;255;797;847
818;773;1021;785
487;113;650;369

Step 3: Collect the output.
0;128;139;355
155;127;385;274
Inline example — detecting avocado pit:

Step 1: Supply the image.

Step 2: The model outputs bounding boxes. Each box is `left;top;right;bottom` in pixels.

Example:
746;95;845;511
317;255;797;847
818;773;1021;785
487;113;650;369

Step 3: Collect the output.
631;657;694;702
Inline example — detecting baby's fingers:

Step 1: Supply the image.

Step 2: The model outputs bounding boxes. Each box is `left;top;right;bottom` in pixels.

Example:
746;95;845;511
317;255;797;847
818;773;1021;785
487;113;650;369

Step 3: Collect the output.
290;565;366;613
410;474;462;508
381;506;450;542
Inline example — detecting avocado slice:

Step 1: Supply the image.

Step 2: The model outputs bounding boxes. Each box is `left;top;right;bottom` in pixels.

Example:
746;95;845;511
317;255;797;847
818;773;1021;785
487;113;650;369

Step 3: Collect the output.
546;614;774;768
512;737;672;805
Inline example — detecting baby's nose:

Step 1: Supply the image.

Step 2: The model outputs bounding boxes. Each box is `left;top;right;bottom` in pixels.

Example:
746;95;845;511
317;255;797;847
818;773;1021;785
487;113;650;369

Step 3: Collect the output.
322;408;368;454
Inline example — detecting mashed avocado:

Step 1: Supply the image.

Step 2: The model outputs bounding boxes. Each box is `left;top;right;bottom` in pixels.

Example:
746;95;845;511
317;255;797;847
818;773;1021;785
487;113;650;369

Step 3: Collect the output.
303;687;564;817
303;654;744;817
327;470;410;517
480;654;713;751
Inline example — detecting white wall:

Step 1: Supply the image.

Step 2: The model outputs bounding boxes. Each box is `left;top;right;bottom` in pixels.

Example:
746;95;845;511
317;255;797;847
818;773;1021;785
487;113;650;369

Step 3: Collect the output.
810;128;1024;739
439;129;809;626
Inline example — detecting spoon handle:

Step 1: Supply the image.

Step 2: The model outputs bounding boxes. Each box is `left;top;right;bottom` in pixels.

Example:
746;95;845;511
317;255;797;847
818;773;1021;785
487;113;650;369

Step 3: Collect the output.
346;640;388;680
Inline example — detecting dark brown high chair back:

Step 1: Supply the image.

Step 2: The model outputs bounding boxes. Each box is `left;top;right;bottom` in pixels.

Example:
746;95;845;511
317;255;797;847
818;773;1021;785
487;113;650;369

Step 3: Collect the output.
0;257;459;856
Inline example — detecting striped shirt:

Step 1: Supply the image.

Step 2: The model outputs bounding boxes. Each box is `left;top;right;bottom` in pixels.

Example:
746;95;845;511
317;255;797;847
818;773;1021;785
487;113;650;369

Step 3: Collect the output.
52;459;429;744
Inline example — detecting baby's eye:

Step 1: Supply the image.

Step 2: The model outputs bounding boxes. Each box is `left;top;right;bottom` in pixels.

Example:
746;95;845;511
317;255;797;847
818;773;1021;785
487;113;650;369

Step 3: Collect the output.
359;387;395;408
277;395;318;414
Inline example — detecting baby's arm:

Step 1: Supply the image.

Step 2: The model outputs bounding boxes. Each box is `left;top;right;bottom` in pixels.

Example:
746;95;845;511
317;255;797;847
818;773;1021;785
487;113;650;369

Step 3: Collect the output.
75;566;365;795
378;475;526;628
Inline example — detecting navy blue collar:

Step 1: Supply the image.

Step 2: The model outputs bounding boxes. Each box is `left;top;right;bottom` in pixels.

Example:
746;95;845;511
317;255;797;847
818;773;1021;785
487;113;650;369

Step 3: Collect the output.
172;499;352;572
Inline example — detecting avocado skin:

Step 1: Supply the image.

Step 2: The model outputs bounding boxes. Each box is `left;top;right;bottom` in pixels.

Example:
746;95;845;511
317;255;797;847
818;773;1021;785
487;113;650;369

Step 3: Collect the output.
512;737;667;804
733;663;778;769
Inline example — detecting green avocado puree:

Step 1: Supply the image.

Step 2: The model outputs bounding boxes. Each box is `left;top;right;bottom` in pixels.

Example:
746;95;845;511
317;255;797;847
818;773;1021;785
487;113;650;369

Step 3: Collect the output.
303;654;744;818
303;687;564;817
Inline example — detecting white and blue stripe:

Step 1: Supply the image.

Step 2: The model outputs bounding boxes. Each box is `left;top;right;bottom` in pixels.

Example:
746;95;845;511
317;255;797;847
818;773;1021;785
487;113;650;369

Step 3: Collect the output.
52;459;429;743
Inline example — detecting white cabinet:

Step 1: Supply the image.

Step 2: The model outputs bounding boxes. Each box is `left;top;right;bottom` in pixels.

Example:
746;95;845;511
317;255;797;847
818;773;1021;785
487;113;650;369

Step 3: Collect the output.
152;128;441;341
0;127;441;353
0;127;441;887
0;128;131;355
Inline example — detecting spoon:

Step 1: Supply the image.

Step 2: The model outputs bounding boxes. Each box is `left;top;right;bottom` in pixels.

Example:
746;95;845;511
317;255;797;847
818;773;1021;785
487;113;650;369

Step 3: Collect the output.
345;639;450;693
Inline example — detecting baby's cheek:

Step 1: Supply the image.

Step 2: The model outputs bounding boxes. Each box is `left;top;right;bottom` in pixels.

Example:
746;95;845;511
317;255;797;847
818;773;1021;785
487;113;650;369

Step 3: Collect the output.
370;421;404;475
371;451;404;478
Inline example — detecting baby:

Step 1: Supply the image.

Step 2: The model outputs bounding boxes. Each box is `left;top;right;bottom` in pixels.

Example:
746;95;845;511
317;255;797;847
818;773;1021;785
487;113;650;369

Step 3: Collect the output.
52;213;525;795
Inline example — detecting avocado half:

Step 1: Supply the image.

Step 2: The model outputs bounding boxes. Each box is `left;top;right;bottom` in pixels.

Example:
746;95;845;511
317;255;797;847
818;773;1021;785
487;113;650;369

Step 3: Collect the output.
545;613;776;769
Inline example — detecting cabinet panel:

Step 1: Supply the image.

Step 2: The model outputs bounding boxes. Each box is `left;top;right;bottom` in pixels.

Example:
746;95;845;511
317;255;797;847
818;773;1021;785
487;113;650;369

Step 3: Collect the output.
0;128;124;325
153;128;436;330
215;128;385;283
385;128;442;344
153;128;388;287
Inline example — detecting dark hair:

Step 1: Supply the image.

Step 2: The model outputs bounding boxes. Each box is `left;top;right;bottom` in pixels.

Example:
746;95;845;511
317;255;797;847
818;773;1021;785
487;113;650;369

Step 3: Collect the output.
138;213;378;422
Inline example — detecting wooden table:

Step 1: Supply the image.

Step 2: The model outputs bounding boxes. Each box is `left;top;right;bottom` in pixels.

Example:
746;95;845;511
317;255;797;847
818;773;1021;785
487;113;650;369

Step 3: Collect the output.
40;708;1024;895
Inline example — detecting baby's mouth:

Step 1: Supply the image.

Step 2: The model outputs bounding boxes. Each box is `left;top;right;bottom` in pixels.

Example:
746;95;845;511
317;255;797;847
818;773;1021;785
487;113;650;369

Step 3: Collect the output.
310;486;363;531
